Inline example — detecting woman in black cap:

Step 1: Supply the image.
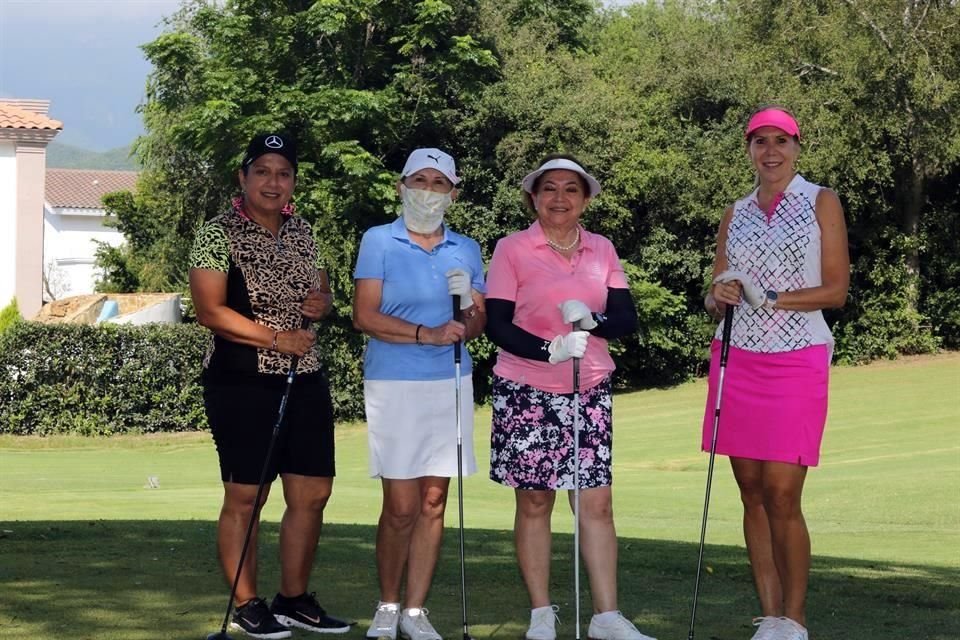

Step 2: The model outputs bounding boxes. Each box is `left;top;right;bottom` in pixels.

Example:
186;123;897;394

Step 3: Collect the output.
190;132;349;638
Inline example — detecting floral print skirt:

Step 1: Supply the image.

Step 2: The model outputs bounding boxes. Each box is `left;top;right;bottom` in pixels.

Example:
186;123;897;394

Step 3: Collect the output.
490;374;613;490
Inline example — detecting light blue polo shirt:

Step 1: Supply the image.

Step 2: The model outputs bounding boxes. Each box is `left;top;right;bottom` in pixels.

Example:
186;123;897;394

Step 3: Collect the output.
354;217;486;381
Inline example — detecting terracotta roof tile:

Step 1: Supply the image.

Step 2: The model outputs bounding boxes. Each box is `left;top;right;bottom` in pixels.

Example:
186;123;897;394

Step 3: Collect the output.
0;102;63;130
46;169;139;209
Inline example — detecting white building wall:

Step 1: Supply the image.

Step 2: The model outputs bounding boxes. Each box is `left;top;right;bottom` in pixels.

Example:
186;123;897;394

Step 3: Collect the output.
43;208;125;299
0;143;16;308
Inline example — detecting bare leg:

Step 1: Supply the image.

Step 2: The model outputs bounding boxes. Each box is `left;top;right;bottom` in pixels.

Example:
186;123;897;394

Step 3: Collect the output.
277;474;332;597
218;481;273;604
762;462;809;627
403;477;450;608
515;489;556;609
375;478;421;603
568;486;617;613
730;457;783;617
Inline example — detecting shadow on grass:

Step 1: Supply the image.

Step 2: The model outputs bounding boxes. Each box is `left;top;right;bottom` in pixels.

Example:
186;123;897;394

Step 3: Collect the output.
0;521;956;640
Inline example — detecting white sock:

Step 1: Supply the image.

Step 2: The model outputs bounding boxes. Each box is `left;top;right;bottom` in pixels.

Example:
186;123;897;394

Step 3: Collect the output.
532;604;555;616
378;601;400;611
593;610;621;624
403;607;423;617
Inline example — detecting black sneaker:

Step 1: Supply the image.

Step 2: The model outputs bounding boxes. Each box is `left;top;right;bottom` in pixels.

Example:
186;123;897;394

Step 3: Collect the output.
270;592;352;634
230;597;292;639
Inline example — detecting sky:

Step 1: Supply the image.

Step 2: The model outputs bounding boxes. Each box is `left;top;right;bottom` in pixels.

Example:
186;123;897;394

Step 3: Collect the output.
0;0;631;153
0;0;181;151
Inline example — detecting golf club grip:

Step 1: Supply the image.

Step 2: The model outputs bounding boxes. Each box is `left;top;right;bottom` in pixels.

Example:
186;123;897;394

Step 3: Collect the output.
287;315;314;373
720;304;734;366
452;295;462;364
572;320;581;390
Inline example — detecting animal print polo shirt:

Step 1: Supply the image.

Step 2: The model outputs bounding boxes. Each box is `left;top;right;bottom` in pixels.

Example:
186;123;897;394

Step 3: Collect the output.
190;208;324;376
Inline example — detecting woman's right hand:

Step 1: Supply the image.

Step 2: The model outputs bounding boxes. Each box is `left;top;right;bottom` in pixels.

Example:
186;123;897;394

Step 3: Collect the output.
711;279;743;307
422;320;467;345
274;328;317;357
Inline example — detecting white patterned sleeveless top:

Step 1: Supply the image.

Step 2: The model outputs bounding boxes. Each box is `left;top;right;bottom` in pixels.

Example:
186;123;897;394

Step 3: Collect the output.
715;174;834;356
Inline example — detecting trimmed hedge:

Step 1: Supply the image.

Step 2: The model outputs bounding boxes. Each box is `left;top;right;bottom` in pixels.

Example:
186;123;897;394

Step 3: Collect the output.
0;319;370;435
0;322;209;435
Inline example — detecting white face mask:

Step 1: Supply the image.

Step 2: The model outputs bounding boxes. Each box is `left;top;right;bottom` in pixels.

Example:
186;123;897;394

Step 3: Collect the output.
400;185;452;234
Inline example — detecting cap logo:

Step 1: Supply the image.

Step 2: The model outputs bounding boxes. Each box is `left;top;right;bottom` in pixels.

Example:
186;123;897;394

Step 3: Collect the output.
265;135;284;149
427;153;440;163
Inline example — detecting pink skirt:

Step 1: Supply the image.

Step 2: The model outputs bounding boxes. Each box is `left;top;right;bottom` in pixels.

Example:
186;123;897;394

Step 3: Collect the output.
701;340;829;466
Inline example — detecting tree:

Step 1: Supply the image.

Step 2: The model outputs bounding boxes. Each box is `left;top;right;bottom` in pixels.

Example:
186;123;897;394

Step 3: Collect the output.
124;0;499;418
728;0;960;357
107;0;959;418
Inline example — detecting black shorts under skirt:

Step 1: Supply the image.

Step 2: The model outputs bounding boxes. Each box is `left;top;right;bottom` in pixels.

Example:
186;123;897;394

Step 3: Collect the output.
202;369;336;484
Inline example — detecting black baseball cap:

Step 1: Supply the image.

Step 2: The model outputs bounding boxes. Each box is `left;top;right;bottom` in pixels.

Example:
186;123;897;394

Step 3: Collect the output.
241;132;298;173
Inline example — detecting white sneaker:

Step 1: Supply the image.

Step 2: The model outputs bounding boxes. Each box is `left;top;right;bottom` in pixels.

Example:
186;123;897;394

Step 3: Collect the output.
587;611;657;640
526;605;560;640
749;617;783;640
366;603;400;640
776;617;808;640
399;608;442;640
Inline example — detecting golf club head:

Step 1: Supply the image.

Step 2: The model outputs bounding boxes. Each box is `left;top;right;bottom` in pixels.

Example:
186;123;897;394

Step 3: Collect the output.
205;632;234;640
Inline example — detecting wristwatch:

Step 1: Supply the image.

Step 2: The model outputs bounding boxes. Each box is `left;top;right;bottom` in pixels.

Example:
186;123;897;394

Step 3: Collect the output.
463;305;479;320
764;290;779;310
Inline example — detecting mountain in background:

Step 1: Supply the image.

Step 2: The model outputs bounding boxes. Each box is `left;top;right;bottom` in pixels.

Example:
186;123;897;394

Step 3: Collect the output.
46;141;139;171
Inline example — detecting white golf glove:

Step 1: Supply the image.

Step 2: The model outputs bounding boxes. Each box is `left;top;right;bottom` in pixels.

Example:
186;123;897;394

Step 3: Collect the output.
559;299;598;330
445;268;473;309
547;331;589;364
713;269;765;309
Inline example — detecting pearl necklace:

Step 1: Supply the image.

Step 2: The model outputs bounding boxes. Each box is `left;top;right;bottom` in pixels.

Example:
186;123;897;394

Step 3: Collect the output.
546;227;580;252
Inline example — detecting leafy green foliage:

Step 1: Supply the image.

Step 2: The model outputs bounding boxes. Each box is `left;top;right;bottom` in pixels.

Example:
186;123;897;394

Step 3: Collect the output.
835;229;941;363
0;298;21;335
94;0;959;421
0;319;375;434
615;262;714;388
0;322;209;435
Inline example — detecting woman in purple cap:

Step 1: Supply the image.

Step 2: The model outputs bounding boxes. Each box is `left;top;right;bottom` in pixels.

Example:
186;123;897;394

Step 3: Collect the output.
352;148;486;640
703;106;849;640
485;154;654;640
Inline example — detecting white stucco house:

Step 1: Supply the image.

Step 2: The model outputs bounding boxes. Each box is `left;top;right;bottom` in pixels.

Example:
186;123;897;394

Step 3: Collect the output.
43;169;137;299
1;98;142;315
0;99;62;317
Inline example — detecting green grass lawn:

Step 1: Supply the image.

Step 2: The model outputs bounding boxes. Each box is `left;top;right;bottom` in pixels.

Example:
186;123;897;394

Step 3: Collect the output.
1;353;958;639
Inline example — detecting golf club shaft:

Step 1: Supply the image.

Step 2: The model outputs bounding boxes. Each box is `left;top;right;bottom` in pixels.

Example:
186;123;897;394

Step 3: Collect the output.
453;295;462;364
687;304;734;640
214;316;311;635
452;295;470;640
572;321;582;640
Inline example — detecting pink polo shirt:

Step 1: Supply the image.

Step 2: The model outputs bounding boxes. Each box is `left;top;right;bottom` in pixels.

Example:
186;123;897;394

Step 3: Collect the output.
486;220;629;393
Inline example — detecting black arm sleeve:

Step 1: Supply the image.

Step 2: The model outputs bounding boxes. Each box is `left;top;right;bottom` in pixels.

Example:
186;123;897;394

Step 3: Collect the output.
485;298;552;362
589;287;639;341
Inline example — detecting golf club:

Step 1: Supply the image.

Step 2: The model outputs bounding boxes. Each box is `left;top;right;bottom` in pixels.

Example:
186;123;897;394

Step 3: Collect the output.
207;316;312;640
572;320;582;640
452;294;473;640
687;303;734;640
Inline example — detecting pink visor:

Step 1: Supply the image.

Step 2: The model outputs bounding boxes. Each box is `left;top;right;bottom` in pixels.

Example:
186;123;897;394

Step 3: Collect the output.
745;109;801;140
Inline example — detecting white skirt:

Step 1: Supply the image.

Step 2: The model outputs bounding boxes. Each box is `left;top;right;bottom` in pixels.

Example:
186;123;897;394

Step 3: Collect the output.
364;376;477;479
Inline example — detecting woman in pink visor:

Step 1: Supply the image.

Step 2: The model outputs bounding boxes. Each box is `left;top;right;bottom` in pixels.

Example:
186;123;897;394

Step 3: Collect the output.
703;106;850;640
